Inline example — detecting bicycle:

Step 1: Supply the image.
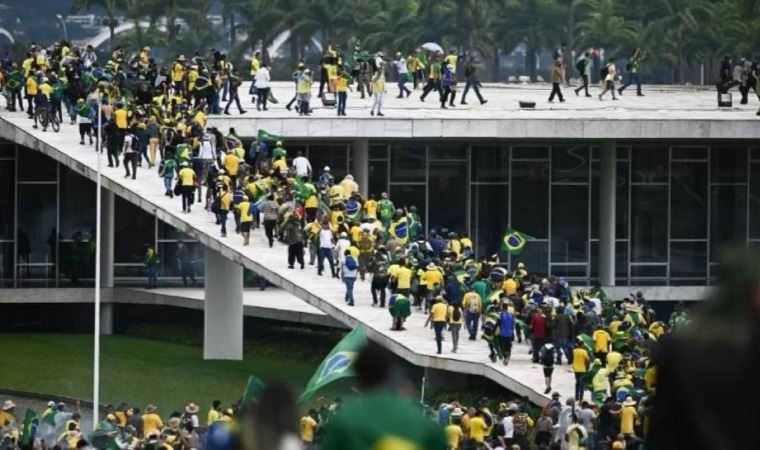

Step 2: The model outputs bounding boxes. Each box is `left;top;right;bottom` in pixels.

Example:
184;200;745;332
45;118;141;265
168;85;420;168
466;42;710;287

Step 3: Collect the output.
33;107;60;132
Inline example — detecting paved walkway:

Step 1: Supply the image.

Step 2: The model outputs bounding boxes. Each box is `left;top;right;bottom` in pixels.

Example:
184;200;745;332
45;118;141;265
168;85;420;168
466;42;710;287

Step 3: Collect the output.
1;111;576;405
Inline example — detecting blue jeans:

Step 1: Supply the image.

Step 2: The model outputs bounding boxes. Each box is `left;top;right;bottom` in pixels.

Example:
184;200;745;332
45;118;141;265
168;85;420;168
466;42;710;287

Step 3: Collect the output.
465;311;480;339
344;277;356;305
433;322;446;354
337;92;347;114
146;265;157;288
219;210;228;235
575;372;586;401
398;77;410;96
620;73;641;93
318;248;335;276
163;176;174;193
555;338;572;363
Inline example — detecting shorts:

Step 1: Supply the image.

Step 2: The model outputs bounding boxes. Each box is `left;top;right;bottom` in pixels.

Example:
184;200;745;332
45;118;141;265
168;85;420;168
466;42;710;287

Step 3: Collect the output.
543;367;554;377
240;222;252;233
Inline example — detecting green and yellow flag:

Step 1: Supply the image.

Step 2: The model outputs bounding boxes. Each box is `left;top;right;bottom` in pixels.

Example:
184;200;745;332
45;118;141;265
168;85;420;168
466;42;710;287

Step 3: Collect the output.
501;228;534;255
257;129;283;143
299;325;368;403
20;409;39;447
242;375;266;406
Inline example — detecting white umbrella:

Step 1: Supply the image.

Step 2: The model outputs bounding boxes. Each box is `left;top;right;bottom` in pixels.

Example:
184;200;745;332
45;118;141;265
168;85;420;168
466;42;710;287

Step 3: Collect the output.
421;42;444;54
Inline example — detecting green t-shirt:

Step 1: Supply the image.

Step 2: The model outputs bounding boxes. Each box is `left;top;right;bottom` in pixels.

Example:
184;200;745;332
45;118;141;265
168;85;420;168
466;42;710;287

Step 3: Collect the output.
321;392;445;450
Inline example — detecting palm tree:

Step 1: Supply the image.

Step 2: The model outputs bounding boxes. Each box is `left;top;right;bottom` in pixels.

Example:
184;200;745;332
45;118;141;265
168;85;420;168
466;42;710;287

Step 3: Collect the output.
575;0;637;57
72;0;122;51
220;0;248;48
505;0;564;80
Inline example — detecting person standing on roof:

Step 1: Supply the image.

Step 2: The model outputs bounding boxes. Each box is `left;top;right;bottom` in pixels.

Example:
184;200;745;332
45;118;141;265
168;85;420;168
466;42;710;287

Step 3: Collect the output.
255;63;271;111
393;52;411;98
370;60;387;117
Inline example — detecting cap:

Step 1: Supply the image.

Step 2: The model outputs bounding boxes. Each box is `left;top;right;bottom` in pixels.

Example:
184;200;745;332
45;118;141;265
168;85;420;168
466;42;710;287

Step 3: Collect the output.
324;166;330;171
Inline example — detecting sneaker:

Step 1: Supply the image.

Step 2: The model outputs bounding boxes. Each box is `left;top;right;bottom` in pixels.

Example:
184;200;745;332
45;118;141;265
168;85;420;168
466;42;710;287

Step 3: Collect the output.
480;99;488;105
544;387;551;394
461;101;468;105
240;110;247;114
377;112;384;116
370;111;375;116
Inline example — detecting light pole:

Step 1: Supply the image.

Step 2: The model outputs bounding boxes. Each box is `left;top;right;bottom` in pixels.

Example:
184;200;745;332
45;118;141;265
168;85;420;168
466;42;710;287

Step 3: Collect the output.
55;14;68;42
93;98;102;429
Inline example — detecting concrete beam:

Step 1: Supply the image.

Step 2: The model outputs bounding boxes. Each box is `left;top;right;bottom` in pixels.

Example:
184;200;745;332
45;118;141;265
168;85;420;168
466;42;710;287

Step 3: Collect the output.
203;247;244;360
351;139;369;196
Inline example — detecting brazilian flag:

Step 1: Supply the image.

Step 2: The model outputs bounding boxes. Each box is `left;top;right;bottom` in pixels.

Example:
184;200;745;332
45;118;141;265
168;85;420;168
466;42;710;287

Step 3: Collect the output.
224;133;243;153
294;177;314;203
257;129;283;143
576;334;595;355
389;217;409;244
241;375;266;405
501;228;534;255
20;409;39;447
299;325;368;402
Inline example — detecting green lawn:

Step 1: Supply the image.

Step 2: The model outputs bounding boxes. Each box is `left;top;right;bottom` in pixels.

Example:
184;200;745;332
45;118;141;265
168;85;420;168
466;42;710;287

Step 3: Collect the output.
0;333;318;415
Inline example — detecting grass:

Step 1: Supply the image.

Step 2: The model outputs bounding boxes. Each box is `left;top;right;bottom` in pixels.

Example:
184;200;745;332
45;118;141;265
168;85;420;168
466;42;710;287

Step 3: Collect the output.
0;333;320;415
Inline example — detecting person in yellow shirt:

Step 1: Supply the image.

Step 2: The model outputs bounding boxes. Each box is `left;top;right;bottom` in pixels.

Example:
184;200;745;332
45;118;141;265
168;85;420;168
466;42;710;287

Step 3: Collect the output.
223;151;240;186
467;411;488;446
370;61;386;116
572;342;590;401
445;412;464;450
249;51;262;102
618;397;638;437
592;326;611;360
172;55;187;94
425;296;448;354
207;401;222;425
178;163;196;213
299;410;319;448
393;259;413;296
217;185;233;237
363;194;378;219
447;302;464;353
25;74;38;116
462;289;482;340
422;262;444;298
236;197;253;246
335;68;351;116
141;405;163;438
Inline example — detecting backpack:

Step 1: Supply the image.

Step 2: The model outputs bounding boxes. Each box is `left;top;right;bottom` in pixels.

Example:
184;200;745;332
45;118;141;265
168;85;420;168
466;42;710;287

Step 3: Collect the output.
541;345;555;366
600;65;609;79
513;413;529;436
468;296;480;314
576;59;585;73
345;256;357;271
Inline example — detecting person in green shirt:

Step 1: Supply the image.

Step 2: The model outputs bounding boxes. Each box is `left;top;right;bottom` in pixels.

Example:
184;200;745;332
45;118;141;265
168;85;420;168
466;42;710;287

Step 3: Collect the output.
377;192;395;230
320;346;446;450
420;53;442;102
619;48;645;96
144;244;159;289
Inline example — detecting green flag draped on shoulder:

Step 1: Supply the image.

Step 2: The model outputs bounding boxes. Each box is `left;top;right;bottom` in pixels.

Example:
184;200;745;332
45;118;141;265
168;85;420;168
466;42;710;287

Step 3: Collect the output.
257;129;283;143
501;228;534;255
20;409;39;447
577;334;595;355
299;325;368;403
242;375;266;406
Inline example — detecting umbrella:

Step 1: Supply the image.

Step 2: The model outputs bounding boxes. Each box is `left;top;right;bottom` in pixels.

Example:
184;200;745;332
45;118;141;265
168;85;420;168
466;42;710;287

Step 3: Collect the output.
421;42;444;54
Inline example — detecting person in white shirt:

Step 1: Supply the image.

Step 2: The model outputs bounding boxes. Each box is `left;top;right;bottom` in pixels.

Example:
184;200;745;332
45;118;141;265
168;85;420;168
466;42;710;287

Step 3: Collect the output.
318;223;336;277
292;151;312;178
393;52;411;98
335;232;351;265
198;134;216;201
255;64;272;111
83;45;98;68
500;408;515;447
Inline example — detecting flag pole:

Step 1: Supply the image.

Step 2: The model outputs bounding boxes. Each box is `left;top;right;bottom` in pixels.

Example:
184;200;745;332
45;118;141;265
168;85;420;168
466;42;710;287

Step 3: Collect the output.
420;376;426;405
93;98;102;429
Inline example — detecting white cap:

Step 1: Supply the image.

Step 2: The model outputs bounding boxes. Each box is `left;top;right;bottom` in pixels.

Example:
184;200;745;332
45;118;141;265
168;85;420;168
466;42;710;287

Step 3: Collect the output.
324;166;330;171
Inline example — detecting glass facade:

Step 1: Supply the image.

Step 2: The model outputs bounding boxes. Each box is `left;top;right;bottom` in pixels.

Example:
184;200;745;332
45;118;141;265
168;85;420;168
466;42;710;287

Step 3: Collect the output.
3;137;760;287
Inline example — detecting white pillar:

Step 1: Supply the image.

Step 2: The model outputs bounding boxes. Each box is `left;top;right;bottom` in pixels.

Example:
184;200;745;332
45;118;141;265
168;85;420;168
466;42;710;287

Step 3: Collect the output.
599;140;616;286
352;139;369;196
204;247;244;360
100;188;114;288
100;302;114;336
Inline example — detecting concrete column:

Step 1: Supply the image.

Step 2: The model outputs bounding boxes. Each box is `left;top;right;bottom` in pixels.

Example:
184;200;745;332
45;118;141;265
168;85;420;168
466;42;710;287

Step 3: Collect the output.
352;139;369;196
599;140;616;286
100;188;114;288
100;302;114;336
204;247;244;360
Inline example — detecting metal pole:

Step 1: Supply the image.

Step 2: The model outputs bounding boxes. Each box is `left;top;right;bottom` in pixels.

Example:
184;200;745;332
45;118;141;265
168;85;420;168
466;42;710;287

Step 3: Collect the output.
56;15;68;42
93;99;102;429
420;376;426;405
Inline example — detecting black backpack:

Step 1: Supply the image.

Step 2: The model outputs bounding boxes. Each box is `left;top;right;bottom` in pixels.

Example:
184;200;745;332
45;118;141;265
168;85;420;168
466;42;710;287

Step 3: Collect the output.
576;59;585;73
541;345;555;366
600;66;609;79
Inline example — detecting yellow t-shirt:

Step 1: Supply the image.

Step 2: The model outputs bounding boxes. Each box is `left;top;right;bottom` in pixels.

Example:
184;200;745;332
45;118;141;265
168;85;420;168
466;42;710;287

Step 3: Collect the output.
273;158;288;174
502;278;517;295
38;83;53;100
620;406;637;434
335;77;348;92
468;417;487;443
350;225;361;243
593;329;611;353
224;153;239;176
114;109;128;129
462;292;481;313
22;57;33;77
299;416;317;442
237;201;252;223
220;192;233;211
609;320;623;334
572;348;589;373
431;302;447;322
179;167;195;186
207;409;221;425
250;58;260;76
606;351;623;372
0;411;14;427
26;77;38;96
444;424;463;450
395;267;412;289
142;413;163;437
422;269;443;289
172;62;185;82
592;367;609;392
364;199;378;218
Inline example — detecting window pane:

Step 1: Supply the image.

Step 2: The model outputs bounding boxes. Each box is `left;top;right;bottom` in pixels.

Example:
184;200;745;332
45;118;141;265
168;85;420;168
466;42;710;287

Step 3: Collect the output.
389;184;426;229
630;265;667;278
17;147;57;181
711;146;747;183
390;144;426;182
370;145;388;160
368;160;388;197
17;184;57;265
509;241;548;278
0;242;13;287
551;185;588;262
631;145;668;183
590;241;628;281
115;197;155;263
710;185;747;261
308;144;348;181
59;239;95;286
751;163;760;239
552;145;589;183
157;241;205;278
631;185;668;262
60;167;95;239
671;162;707;239
429;161;467;233
471;145;509;182
511;161;549;239
0;140;15;158
430;144;466;160
512;146;548;160
670;241;707;279
672;146;707;160
0;160;14;239
471;185;509;258
158;220;194;241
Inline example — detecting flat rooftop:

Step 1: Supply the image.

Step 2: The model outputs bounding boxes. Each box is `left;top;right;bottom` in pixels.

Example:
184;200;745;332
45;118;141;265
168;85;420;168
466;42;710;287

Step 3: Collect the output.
205;82;760;140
